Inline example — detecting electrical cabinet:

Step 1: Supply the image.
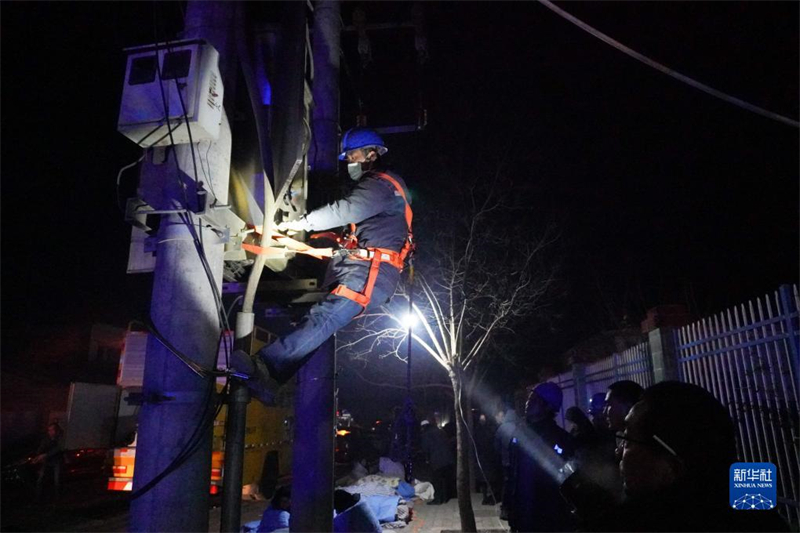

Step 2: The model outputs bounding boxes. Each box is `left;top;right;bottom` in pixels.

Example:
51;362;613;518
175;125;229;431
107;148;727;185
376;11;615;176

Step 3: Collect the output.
117;39;223;147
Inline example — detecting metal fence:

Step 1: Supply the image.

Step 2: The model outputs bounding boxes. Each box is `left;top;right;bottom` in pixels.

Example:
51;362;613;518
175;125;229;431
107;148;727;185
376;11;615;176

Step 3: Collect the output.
584;342;654;409
553;370;576;428
552;341;653;426
546;284;799;525
675;284;800;525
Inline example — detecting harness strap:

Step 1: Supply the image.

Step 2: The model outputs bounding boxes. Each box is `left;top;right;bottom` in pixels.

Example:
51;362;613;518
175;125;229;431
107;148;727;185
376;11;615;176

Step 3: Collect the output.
331;252;384;315
345;172;414;262
332;172;415;312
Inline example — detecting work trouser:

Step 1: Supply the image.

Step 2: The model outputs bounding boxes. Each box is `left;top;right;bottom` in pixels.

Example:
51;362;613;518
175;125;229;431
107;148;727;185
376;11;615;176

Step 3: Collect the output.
501;464;513;508
431;464;455;503
258;255;401;382
35;462;60;502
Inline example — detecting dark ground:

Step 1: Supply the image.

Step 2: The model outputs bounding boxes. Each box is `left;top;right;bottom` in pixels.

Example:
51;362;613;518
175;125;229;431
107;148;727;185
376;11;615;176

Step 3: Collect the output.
1;476;129;532
0;463;352;532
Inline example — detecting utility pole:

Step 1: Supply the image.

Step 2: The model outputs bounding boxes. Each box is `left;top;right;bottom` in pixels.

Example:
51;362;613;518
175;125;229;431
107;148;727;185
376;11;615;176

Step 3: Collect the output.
129;2;236;532
290;2;340;532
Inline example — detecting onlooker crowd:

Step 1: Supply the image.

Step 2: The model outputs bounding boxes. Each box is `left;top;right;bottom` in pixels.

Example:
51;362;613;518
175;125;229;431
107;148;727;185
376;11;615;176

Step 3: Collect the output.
418;418;455;505
491;378;789;532
257;376;790;533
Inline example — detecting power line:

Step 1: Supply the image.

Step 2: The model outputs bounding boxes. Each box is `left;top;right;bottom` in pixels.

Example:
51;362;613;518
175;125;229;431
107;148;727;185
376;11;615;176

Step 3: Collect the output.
536;0;800;129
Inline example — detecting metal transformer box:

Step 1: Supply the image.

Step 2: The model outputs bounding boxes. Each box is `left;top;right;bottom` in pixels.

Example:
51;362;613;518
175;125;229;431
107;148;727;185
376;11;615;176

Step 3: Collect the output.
117;39;223;148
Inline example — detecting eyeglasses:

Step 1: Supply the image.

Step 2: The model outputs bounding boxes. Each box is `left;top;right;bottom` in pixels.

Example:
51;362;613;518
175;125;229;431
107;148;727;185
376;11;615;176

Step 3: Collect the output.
615;432;679;458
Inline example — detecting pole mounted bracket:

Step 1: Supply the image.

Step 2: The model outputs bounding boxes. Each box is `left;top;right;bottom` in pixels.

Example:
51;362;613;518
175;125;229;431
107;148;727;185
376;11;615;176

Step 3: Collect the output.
124;189;250;250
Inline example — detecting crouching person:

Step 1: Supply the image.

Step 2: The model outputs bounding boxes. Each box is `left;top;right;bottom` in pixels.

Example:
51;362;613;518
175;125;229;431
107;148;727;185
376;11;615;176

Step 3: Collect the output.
258;486;291;533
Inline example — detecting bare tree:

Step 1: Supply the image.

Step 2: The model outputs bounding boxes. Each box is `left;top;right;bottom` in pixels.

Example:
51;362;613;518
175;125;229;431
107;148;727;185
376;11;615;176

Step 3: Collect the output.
338;171;561;532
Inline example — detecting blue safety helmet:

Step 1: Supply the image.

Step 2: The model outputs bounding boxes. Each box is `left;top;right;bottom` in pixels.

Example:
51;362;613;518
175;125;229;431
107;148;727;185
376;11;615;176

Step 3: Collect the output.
338;127;388;160
589;392;607;416
530;382;563;413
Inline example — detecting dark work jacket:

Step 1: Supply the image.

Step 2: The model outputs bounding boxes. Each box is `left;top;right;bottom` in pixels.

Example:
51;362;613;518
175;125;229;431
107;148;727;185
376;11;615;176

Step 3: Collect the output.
420;426;455;471
304;170;410;253
509;418;576;532
35;435;63;466
495;410;520;468
305;170;410;298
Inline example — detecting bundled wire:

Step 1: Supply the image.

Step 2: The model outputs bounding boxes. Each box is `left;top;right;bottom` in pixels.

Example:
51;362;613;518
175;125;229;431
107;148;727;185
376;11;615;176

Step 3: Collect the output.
123;7;236;500
129;378;228;501
148;24;234;366
132;319;226;379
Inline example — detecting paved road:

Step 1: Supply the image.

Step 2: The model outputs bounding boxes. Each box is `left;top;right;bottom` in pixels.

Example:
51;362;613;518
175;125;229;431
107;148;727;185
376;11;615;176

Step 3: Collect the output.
405;492;507;533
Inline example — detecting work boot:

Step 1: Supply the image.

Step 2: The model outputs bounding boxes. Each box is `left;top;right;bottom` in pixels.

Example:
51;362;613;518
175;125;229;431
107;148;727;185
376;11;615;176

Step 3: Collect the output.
230;349;279;405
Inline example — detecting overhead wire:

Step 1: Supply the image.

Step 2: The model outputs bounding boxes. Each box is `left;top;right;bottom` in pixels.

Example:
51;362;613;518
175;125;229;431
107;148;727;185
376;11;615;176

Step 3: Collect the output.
536;0;800;129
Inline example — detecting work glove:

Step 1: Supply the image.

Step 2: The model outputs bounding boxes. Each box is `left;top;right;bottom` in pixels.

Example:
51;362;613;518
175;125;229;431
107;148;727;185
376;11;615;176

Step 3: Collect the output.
276;217;310;235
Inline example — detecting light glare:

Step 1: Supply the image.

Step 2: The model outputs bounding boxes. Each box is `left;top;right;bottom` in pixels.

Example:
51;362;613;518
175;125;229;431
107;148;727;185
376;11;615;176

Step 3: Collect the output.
401;312;418;329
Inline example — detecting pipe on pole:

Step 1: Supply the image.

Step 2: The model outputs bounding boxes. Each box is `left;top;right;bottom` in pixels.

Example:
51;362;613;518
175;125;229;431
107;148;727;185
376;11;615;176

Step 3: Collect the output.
219;311;254;533
220;381;250;533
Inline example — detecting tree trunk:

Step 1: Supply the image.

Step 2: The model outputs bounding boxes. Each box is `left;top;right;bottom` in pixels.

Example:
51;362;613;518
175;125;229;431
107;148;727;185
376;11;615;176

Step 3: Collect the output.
452;372;477;532
465;375;478;493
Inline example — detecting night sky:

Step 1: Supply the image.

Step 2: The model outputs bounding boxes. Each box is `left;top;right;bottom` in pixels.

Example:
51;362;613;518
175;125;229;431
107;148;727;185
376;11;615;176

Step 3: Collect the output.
2;2;798;401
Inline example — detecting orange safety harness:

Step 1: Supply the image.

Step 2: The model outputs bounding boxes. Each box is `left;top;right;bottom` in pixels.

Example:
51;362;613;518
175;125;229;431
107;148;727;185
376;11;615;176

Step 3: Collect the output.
242;172;414;312
330;172;414;311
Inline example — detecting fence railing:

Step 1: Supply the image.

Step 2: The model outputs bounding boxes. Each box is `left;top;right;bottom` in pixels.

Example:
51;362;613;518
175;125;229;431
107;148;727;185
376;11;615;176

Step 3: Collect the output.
548;284;799;526
675;284;799;525
553;370;576;428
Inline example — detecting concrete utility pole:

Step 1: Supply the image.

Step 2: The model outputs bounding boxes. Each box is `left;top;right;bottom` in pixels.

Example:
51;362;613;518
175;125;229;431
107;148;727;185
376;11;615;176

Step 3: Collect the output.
290;2;340;532
129;2;235;532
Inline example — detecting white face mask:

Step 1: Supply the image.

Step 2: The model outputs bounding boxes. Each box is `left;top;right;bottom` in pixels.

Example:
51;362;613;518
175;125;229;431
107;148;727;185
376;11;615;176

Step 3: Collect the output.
347;162;364;181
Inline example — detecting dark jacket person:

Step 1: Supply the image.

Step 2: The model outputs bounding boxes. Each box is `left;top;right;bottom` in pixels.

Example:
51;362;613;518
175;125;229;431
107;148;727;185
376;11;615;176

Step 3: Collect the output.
508;382;575;532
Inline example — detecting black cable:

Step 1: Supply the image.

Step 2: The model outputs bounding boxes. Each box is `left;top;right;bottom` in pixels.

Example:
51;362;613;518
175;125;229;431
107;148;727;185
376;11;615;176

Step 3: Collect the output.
134;318;227;378
134;116;184;148
129;378;227;501
147;24;232;367
171;71;234;366
155;26;232;349
150;40;225;343
180;210;232;366
537;0;799;129
124;7;234;501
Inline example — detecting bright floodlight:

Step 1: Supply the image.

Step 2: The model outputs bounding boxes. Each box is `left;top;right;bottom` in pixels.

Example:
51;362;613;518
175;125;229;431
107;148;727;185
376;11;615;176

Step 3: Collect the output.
401;312;418;329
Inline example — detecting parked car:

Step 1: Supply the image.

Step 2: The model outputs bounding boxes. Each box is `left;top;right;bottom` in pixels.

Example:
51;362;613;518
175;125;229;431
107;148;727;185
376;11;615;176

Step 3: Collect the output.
1;448;110;499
